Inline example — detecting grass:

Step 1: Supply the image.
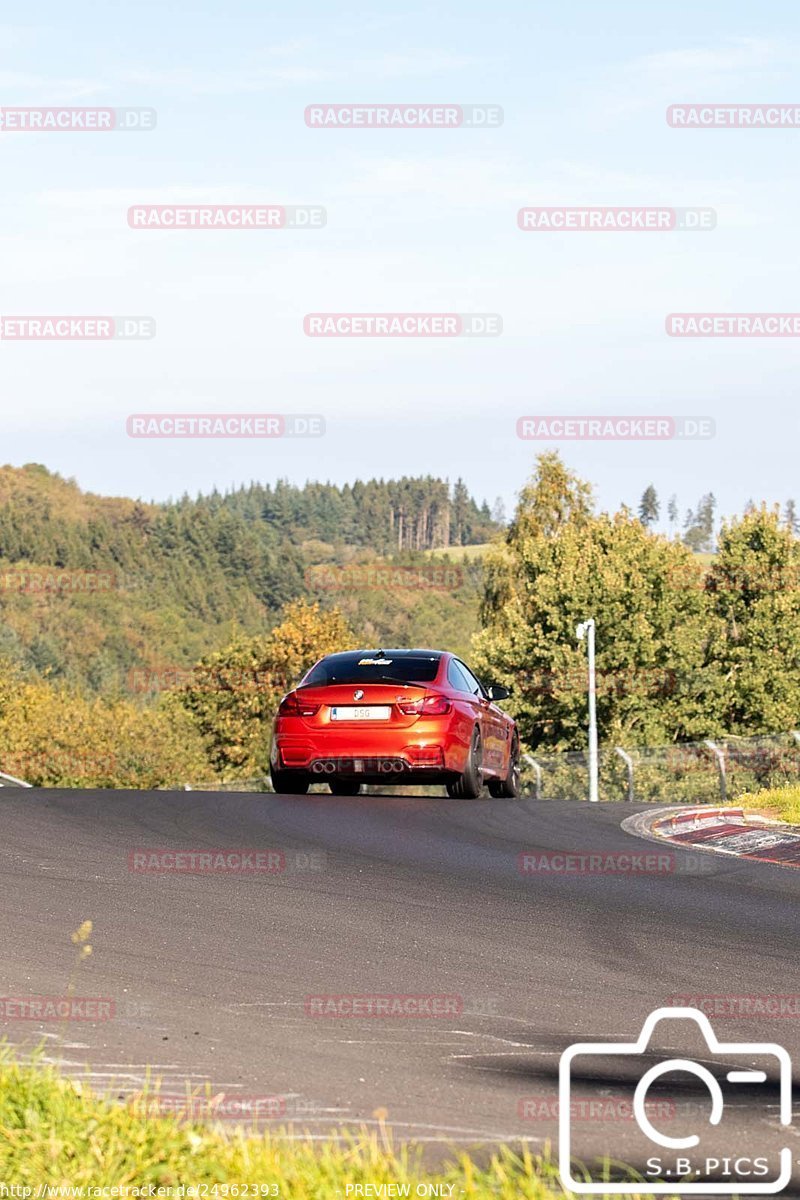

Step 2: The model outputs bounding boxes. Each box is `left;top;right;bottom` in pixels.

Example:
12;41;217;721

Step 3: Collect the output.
0;1049;681;1198
737;784;800;825
423;542;494;559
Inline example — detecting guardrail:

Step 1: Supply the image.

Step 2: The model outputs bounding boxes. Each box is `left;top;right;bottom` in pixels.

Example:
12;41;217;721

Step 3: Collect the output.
181;777;268;792
0;770;32;788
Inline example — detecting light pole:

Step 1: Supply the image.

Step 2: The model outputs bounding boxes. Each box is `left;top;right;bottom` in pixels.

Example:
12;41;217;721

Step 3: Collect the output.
576;619;599;803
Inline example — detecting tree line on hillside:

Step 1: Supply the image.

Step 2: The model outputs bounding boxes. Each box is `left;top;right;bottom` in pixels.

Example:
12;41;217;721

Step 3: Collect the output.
181;476;498;551
0;466;496;691
2;456;799;787
638;485;799;553
0;469;496;593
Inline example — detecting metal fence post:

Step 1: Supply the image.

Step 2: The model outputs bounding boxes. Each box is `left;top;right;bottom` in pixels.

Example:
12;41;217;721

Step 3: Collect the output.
614;747;634;802
703;739;727;803
523;755;542;799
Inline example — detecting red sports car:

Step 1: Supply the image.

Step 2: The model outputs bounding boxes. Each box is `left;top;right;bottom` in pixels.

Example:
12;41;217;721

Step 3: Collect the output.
270;648;519;798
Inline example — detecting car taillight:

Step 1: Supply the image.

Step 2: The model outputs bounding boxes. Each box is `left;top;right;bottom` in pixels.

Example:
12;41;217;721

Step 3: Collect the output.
278;692;320;717
397;695;451;716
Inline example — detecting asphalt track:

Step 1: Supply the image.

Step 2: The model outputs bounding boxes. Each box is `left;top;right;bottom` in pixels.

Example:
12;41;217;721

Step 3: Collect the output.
2;787;800;1191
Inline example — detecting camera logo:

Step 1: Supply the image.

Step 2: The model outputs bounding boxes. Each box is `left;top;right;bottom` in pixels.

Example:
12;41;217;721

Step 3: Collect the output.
559;1006;792;1194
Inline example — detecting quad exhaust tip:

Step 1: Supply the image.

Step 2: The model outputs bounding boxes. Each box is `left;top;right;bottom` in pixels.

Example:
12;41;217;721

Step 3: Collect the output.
311;759;407;774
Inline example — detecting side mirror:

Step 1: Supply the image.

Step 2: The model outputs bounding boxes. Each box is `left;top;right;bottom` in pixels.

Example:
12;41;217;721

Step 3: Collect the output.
486;683;510;701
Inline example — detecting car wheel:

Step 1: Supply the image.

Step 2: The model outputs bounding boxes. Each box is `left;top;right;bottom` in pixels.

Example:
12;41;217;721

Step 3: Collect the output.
329;780;362;796
270;767;310;795
488;733;521;798
446;726;484;799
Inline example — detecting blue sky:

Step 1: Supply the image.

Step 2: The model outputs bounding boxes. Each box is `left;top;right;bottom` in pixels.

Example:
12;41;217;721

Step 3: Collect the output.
1;1;799;526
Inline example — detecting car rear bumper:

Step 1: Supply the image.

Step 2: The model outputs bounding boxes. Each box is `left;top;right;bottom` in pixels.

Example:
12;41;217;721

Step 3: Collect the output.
272;720;470;776
307;756;454;785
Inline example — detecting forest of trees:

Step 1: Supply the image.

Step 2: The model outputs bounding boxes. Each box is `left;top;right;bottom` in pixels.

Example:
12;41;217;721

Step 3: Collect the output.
0;467;495;574
0;464;497;691
2;457;800;788
639;484;799;552
182;476;497;551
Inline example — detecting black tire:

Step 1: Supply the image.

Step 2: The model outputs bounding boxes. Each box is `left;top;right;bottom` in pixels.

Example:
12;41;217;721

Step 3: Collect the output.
270;767;310;795
329;780;362;796
488;734;521;798
446;727;484;799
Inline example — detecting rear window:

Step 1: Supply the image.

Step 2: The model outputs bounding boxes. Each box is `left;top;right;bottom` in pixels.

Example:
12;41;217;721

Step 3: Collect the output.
302;652;441;687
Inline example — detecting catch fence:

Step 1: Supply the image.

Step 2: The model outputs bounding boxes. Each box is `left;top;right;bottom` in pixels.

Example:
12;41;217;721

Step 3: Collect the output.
521;731;800;803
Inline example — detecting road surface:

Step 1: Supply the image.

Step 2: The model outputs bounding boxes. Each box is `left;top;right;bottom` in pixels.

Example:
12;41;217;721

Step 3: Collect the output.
1;788;799;1190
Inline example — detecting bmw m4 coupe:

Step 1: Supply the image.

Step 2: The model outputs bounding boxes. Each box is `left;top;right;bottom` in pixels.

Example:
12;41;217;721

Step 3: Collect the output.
270;648;519;798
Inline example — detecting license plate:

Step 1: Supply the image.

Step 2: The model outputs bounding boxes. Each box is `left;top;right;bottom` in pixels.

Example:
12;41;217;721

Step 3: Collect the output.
330;706;391;721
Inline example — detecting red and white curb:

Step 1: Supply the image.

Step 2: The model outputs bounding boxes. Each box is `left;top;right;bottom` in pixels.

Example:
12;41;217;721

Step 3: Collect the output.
621;806;800;870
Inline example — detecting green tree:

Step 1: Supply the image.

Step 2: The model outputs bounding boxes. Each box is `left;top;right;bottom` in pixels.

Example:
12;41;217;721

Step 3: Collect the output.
0;668;209;788
683;493;716;553
473;456;712;750
639;485;660;527
478;453;593;641
667;494;679;530
509;452;593;545
451;479;471;546
704;508;800;733
172;600;358;778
